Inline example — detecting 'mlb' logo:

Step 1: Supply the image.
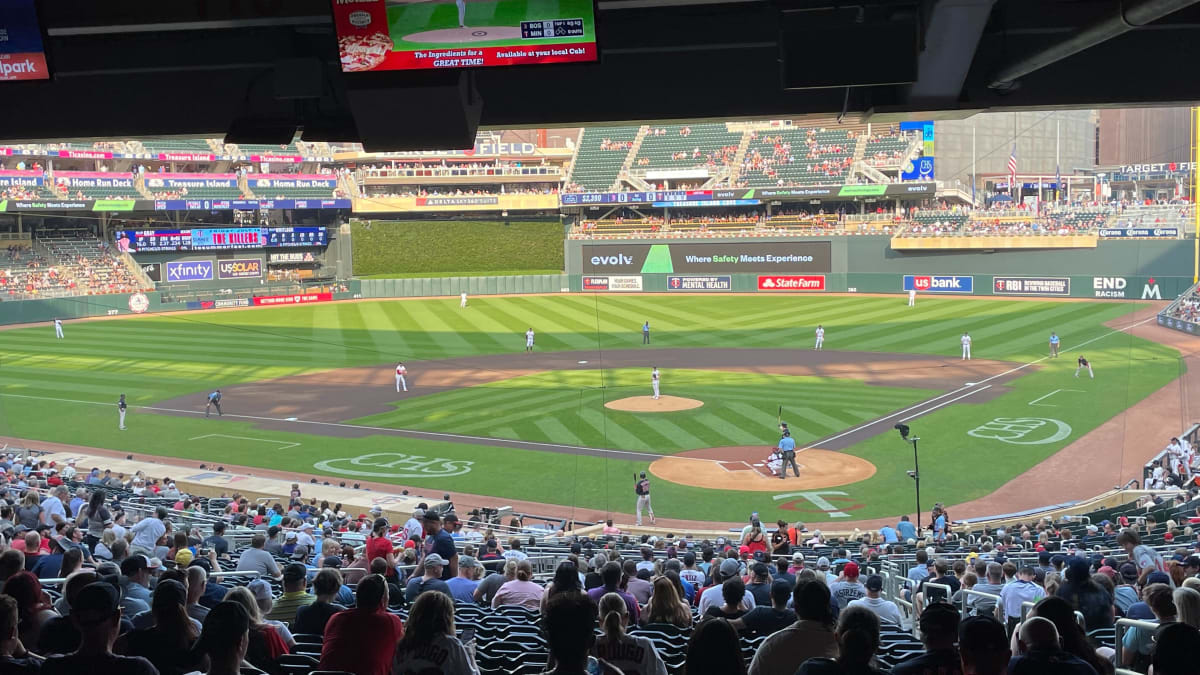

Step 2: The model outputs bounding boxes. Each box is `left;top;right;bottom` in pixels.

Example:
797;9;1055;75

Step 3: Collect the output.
967;417;1072;445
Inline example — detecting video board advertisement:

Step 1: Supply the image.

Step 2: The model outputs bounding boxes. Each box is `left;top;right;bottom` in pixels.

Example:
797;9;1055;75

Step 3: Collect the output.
582;242;831;275
331;0;597;72
0;0;49;81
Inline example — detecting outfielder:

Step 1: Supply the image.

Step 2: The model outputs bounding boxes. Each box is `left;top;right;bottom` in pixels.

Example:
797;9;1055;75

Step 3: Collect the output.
1049;332;1060;358
908;289;916;307
961;332;972;360
460;291;468;309
395;362;408;392
651;367;660;400
525;327;535;353
634;471;654;526
1075;355;1094;379
778;429;799;479
205;389;223;417
54;318;64;339
117;394;127;430
814;324;824;350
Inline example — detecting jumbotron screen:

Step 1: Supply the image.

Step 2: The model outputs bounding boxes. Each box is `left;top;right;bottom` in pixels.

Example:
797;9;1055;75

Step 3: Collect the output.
331;0;597;72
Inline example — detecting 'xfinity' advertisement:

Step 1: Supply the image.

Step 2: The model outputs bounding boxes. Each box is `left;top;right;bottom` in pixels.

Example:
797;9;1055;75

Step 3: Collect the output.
581;242;831;274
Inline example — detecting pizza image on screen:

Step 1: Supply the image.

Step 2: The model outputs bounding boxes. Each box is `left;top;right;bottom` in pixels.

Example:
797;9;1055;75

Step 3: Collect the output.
331;0;598;71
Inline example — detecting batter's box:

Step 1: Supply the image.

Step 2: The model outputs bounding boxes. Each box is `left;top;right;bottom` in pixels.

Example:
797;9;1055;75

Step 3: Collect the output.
718;461;754;473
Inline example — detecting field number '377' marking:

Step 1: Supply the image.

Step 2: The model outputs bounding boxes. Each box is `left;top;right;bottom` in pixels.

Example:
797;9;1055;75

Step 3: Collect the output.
967;417;1072;445
313;453;473;478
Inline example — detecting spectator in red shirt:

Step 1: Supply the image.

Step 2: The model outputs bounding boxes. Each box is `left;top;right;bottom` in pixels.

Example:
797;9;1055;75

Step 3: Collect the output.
365;517;397;579
319;574;403;675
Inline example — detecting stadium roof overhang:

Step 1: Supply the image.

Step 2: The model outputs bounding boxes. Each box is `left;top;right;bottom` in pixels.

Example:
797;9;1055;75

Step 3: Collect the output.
5;0;1200;149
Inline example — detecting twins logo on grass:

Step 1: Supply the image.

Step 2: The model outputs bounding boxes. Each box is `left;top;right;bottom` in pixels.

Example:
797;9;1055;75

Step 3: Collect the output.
313;452;474;478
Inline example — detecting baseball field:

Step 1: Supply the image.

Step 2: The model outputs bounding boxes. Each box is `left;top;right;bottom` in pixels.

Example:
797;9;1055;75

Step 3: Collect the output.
0;293;1184;525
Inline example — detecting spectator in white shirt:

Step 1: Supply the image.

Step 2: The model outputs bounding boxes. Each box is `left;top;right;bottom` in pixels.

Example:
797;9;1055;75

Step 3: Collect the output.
502;538;528;562
848;574;903;625
129;507;167;557
40;487;69;526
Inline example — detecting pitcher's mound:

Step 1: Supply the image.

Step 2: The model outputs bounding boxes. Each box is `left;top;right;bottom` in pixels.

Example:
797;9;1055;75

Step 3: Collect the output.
650;446;876;491
605;396;703;412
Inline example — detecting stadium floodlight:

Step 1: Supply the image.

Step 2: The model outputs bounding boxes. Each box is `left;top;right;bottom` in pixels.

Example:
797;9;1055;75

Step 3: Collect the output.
896;424;921;538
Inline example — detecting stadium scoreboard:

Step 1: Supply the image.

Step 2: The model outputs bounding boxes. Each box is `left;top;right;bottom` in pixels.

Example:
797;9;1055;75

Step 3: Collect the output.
120;227;326;252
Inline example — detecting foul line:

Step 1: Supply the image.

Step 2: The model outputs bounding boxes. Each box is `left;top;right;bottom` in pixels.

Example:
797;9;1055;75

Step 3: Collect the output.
187;433;300;450
897;385;992;423
798;314;1158;451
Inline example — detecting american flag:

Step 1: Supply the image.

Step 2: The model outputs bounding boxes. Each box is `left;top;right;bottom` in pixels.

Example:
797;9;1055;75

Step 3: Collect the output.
1008;144;1017;192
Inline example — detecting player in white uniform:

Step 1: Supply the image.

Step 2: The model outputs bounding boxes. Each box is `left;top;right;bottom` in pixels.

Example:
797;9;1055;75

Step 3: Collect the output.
456;0;467;27
961;332;972;360
54;318;64;339
814;324;825;350
460;291;468;308
117;394;127;430
395;362;408;392
908;289;916;307
1075;355;1094;378
651;367;660;399
525;328;535;353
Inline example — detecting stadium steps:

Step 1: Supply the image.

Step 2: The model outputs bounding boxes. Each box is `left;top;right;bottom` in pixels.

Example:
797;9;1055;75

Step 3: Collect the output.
135;177;154;199
728;131;754;185
853;133;868;162
569;126;640;191
621;125;649;174
240;174;255;199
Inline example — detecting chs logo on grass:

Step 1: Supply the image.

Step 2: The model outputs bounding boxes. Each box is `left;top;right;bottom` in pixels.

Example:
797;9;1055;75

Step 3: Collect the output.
903;275;973;293
758;275;825;291
314;453;474;478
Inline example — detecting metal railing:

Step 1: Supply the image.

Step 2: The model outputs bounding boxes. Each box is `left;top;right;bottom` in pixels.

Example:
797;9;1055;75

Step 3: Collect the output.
960;589;1002;620
1114;617;1160;667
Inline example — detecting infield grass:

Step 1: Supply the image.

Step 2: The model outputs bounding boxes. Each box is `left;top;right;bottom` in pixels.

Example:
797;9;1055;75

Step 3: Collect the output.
0;294;1183;522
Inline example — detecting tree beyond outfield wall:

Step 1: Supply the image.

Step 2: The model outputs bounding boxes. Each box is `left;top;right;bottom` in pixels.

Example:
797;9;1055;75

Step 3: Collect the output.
349;219;565;277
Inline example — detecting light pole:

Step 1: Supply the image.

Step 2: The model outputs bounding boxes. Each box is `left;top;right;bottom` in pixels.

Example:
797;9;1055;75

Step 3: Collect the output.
895;423;922;538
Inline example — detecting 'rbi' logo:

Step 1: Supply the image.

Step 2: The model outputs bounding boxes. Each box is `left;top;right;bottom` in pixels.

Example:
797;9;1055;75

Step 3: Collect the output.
313;453;474;478
967;417;1072;445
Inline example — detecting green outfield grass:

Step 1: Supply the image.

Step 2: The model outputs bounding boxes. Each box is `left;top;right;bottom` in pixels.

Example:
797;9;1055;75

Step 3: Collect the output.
0;294;1183;522
352;368;936;452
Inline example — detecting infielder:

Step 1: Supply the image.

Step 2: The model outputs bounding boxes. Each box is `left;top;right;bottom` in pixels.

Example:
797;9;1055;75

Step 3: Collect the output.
814;324;824;350
778;429;799;479
395;362;408;392
651;367;660;400
460;291;468;309
54;318;64;339
117;394;127;430
908;289;916;307
525;328;535;353
205;389;223;417
634;471;654;526
1075;355;1094;379
961;332;972;360
1049;332;1060;358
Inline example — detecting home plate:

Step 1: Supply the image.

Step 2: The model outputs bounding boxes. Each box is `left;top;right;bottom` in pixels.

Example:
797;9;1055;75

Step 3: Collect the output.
402;26;523;44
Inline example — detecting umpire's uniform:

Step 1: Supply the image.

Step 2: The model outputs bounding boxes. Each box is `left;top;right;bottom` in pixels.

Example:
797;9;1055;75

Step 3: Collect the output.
778;431;799;478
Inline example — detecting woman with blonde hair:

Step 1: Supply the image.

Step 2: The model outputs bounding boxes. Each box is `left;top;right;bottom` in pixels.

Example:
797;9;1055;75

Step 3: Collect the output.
642;576;691;628
492;559;543;611
474;558;517;606
94;529;118;560
223;586;289;672
594;592;667;675
1174;586;1200;628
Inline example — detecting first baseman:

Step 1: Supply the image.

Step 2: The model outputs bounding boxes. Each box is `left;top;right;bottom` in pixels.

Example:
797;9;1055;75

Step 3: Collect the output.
395;362;408;392
814;324;825;350
961;332;972;360
651;367;660;399
1075;355;1094;379
525;328;535;353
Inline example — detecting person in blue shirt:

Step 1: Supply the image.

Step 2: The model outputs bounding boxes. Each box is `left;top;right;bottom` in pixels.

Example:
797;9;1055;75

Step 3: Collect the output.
205;390;222;417
879;524;898;544
778;430;799;479
642;321;650;344
896;515;917;541
1049;332;1060;358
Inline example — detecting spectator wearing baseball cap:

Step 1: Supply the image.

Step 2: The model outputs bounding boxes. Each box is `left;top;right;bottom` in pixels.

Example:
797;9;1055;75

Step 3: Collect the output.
405;553;452;604
890;602;959;675
421;511;459;581
266;563;315;623
698;557;757;616
118;556;152;617
41;582;158;675
848;575;903;626
829;561;866;610
320;574;405;675
446;555;480;604
1114;562;1140;613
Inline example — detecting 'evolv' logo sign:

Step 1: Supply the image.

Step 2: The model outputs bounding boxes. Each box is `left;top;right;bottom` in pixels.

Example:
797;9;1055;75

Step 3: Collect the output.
589;253;633;266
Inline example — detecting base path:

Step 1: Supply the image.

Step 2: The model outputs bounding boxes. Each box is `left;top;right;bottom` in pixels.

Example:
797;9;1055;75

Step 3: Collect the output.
149;348;1020;460
605;396;703;412
652;446;876;491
